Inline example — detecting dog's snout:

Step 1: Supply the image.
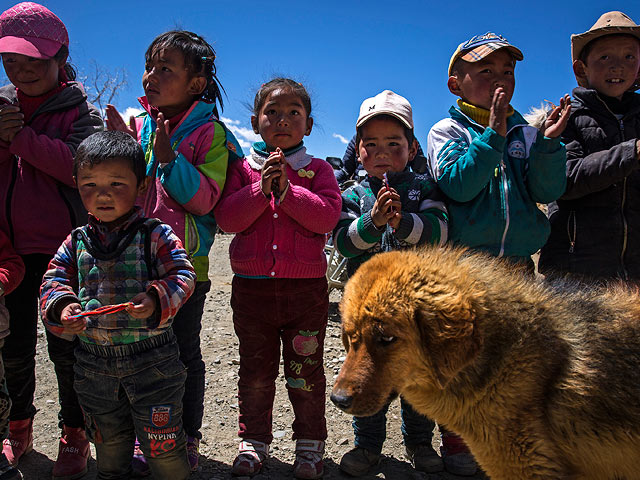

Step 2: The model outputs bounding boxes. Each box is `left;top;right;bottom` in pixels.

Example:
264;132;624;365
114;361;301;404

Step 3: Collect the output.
330;390;353;411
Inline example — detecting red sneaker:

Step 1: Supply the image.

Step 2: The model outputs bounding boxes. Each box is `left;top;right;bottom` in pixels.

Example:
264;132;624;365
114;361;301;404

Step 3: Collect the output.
2;418;33;466
293;439;324;480
51;426;90;480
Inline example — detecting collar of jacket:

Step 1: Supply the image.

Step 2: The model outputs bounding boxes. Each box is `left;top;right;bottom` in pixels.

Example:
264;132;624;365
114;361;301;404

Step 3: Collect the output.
138;97;218;143
571;87;640;118
247;141;313;171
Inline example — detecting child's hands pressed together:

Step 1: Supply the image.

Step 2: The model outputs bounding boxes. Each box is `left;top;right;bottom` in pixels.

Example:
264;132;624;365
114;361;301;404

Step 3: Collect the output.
261;147;288;198
371;184;402;229
540;95;572;138
126;292;157;319
105;104;138;139
154;112;176;166
489;87;509;137
0;104;24;143
60;302;87;334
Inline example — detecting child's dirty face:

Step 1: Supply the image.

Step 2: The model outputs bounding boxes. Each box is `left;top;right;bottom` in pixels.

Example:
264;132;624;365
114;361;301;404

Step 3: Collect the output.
251;88;313;151
357;116;416;179
76;157;145;225
143;47;198;117
1;53;61;97
581;35;640;100
454;49;516;110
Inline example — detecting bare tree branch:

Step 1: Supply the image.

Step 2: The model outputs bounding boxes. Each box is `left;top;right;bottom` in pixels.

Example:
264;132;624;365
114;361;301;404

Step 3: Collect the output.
79;60;128;117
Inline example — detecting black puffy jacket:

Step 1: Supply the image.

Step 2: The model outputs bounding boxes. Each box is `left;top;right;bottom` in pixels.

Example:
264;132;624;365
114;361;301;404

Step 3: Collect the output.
539;87;640;281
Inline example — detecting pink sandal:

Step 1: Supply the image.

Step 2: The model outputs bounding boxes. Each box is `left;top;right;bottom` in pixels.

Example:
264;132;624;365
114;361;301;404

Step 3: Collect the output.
231;439;269;477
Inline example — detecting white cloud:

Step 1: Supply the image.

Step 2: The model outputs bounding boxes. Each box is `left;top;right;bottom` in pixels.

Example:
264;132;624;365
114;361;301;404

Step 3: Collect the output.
333;133;349;144
221;116;240;125
123;107;144;119
224;121;262;149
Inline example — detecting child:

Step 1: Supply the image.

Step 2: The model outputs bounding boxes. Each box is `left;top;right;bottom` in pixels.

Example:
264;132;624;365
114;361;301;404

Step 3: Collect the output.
539;12;640;281
40;131;196;480
0;229;24;480
105;30;242;473
332;90;447;477
214;78;341;479
426;32;571;475
0;3;103;476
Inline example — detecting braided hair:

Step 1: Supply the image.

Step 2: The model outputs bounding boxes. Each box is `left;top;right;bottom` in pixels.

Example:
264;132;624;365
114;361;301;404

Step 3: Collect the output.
145;30;224;116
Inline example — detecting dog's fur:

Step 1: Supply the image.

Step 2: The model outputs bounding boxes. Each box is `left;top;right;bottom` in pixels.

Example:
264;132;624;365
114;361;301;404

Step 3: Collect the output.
331;246;640;480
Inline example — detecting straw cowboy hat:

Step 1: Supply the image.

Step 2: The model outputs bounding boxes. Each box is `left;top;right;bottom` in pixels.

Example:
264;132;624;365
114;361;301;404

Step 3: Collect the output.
571;11;640;87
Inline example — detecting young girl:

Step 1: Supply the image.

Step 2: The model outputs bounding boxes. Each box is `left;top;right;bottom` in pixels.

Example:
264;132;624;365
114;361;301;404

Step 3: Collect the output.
105;30;242;473
0;2;103;477
214;78;341;479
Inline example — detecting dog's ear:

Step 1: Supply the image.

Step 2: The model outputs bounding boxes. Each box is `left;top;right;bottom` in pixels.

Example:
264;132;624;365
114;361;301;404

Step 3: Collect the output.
415;291;483;389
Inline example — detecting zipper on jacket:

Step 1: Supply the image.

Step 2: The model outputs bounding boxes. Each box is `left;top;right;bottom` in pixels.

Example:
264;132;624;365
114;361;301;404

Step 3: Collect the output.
618;117;629;280
5;160;17;244
567;210;576;253
498;161;509;257
596;97;629;279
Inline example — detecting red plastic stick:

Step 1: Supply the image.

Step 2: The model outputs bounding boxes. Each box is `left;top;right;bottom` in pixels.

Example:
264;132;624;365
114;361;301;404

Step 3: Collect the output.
67;302;133;319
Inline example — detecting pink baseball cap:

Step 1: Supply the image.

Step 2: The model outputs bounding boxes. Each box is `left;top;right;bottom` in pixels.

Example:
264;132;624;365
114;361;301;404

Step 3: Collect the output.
0;2;68;59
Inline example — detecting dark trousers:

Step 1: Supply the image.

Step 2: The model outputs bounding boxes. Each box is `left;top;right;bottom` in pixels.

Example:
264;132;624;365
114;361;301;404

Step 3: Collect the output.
2;254;83;427
231;276;329;444
353;397;435;454
171;280;210;439
74;331;189;480
0;338;10;440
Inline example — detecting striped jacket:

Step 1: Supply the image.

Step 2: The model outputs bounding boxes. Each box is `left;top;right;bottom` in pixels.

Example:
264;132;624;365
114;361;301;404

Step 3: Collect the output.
427;106;566;260
40;208;196;345
333;169;448;276
135;98;243;280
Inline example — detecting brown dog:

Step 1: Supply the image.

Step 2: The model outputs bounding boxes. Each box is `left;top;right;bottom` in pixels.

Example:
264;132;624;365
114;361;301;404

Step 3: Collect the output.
331;246;640;480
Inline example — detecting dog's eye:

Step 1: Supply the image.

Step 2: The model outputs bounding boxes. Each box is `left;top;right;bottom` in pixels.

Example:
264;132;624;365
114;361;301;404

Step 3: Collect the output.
379;335;396;345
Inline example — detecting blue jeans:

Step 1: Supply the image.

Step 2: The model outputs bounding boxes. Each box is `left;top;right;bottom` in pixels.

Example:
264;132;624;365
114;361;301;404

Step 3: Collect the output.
353;397;435;454
73;330;189;480
171;280;209;439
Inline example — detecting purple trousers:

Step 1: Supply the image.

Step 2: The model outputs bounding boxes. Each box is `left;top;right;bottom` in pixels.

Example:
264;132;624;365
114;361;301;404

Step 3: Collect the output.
231;276;328;443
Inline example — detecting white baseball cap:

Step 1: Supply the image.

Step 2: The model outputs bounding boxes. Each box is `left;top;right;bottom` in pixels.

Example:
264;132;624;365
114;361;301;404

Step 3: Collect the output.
356;90;413;129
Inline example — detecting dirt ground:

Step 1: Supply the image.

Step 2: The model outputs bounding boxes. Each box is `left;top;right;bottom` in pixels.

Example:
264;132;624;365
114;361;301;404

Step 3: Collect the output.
19;234;488;480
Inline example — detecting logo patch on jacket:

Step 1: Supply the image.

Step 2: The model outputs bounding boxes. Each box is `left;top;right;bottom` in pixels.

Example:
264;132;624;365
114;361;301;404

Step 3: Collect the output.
507;141;526;159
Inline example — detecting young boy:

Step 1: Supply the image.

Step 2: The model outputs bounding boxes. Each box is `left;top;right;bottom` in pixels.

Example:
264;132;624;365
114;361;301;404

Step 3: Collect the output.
426;32;571;475
538;12;640;281
0;229;24;480
333;90;448;476
39;131;196;479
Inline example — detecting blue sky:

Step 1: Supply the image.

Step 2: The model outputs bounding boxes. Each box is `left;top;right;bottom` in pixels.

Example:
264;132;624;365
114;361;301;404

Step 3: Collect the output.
5;0;639;159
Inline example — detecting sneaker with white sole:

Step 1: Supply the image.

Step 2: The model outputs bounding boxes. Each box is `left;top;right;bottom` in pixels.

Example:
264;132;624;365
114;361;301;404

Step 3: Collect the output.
293;439;324;479
231;439;269;477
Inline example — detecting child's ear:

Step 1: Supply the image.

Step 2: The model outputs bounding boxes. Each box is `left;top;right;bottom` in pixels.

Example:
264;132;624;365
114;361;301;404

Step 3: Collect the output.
447;75;462;97
73;176;77;187
137;176;151;195
573;60;588;84
305;117;313;136
408;139;418;162
250;115;259;134
187;76;207;96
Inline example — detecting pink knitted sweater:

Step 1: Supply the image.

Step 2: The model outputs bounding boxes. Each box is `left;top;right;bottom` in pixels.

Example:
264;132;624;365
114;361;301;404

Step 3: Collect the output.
214;147;341;278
